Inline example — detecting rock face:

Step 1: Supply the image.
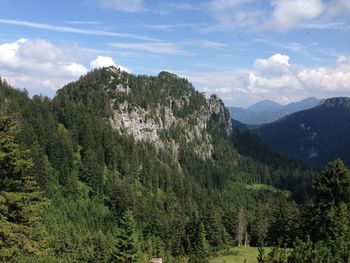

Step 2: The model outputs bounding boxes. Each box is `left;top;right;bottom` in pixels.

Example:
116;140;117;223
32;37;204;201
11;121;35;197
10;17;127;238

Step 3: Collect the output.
208;95;232;135
107;67;232;160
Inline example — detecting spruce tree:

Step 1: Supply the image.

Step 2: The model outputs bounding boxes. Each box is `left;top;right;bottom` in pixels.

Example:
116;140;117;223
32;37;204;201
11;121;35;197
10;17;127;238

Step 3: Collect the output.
110;210;141;263
0;113;50;262
288;160;350;262
312;159;350;241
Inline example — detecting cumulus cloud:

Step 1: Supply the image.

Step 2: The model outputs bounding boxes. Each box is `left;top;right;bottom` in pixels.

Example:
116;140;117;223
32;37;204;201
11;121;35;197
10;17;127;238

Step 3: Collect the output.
0;38;88;94
99;0;144;12
184;53;350;107
255;54;291;76
0;39;132;96
90;56;116;68
90;56;132;73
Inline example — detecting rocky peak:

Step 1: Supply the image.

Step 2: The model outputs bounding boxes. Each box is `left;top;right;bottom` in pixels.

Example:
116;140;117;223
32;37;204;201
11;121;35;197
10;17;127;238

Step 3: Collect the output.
208;95;232;135
61;68;233;160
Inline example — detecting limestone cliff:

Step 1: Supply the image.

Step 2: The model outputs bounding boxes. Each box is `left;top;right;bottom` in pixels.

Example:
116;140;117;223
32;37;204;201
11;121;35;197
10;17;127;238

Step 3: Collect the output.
65;67;233;160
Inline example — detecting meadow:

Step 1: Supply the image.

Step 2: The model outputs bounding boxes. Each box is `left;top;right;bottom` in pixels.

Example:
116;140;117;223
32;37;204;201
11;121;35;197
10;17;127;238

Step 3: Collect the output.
209;247;268;263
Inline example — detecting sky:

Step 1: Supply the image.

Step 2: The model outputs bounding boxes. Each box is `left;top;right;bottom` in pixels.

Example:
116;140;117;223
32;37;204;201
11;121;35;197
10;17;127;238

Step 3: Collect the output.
0;0;350;107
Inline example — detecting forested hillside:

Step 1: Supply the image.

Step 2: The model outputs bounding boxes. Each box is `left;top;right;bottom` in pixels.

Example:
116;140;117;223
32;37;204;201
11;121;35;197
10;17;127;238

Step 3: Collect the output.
252;97;350;167
0;68;338;262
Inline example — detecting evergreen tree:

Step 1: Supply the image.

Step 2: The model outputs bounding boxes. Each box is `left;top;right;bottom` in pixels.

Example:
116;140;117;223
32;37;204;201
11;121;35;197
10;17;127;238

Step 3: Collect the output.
311;159;350;241
188;223;210;263
0;113;50;262
110;210;141;263
268;201;300;247
288;160;350;262
90;229;110;263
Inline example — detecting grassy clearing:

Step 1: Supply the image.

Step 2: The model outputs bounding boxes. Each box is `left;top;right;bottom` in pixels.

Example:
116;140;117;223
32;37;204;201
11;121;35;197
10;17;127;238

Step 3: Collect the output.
245;183;291;198
210;246;269;263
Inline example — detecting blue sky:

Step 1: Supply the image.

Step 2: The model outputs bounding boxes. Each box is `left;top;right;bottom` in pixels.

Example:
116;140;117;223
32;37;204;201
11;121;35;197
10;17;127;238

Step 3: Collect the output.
0;0;350;106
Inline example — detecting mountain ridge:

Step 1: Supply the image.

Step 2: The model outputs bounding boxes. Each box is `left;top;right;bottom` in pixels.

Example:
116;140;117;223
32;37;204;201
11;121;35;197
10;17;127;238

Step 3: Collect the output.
252;96;350;167
229;97;319;125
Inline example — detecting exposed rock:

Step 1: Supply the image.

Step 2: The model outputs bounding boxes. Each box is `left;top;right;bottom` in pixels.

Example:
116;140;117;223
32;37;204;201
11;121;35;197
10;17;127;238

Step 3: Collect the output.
107;70;232;161
208;95;232;135
110;100;214;160
115;83;130;94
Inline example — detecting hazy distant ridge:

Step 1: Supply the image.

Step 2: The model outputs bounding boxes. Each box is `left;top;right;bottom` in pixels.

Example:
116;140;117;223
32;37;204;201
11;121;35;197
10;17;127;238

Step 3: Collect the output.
229;97;320;125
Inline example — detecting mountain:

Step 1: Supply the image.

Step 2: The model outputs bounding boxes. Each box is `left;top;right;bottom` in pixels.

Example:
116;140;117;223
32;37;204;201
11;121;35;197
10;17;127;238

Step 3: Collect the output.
0;69;313;262
247;99;283;112
229;97;319;125
252;97;350;167
57;69;232;161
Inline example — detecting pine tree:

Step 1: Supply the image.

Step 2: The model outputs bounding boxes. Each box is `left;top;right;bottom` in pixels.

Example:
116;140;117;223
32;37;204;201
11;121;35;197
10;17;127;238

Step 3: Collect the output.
110;210;141;263
0;113;50;262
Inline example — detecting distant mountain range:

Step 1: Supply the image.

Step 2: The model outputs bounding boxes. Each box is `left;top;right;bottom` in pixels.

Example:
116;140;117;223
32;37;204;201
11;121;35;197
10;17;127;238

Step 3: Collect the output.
229;97;320;125
251;97;350;167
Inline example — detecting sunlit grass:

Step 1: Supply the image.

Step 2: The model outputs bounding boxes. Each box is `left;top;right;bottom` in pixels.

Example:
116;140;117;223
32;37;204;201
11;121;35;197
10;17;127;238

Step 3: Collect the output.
210;246;270;263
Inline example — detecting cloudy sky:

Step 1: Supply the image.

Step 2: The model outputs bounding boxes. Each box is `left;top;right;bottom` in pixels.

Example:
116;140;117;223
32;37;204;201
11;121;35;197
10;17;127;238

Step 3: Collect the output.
0;0;350;106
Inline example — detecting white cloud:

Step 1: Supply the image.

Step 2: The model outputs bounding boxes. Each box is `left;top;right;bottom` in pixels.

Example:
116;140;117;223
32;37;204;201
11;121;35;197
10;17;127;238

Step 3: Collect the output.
0;38;88;94
255;54;291;76
206;0;264;32
109;42;190;55
65;62;89;76
0;38;131;96
0;18;158;41
99;0;144;12
183;53;350;107
90;56;116;68
0;38;134;95
205;0;350;32
268;0;325;31
109;39;225;56
90;56;132;73
327;0;350;17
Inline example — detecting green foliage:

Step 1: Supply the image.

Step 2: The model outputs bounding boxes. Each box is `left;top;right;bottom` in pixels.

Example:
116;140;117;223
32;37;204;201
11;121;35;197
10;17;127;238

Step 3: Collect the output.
110;210;141;263
0;113;50;262
314;159;350;206
188;222;210;263
288;160;350;262
268;201;300;247
265;246;288;263
0;70;318;262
